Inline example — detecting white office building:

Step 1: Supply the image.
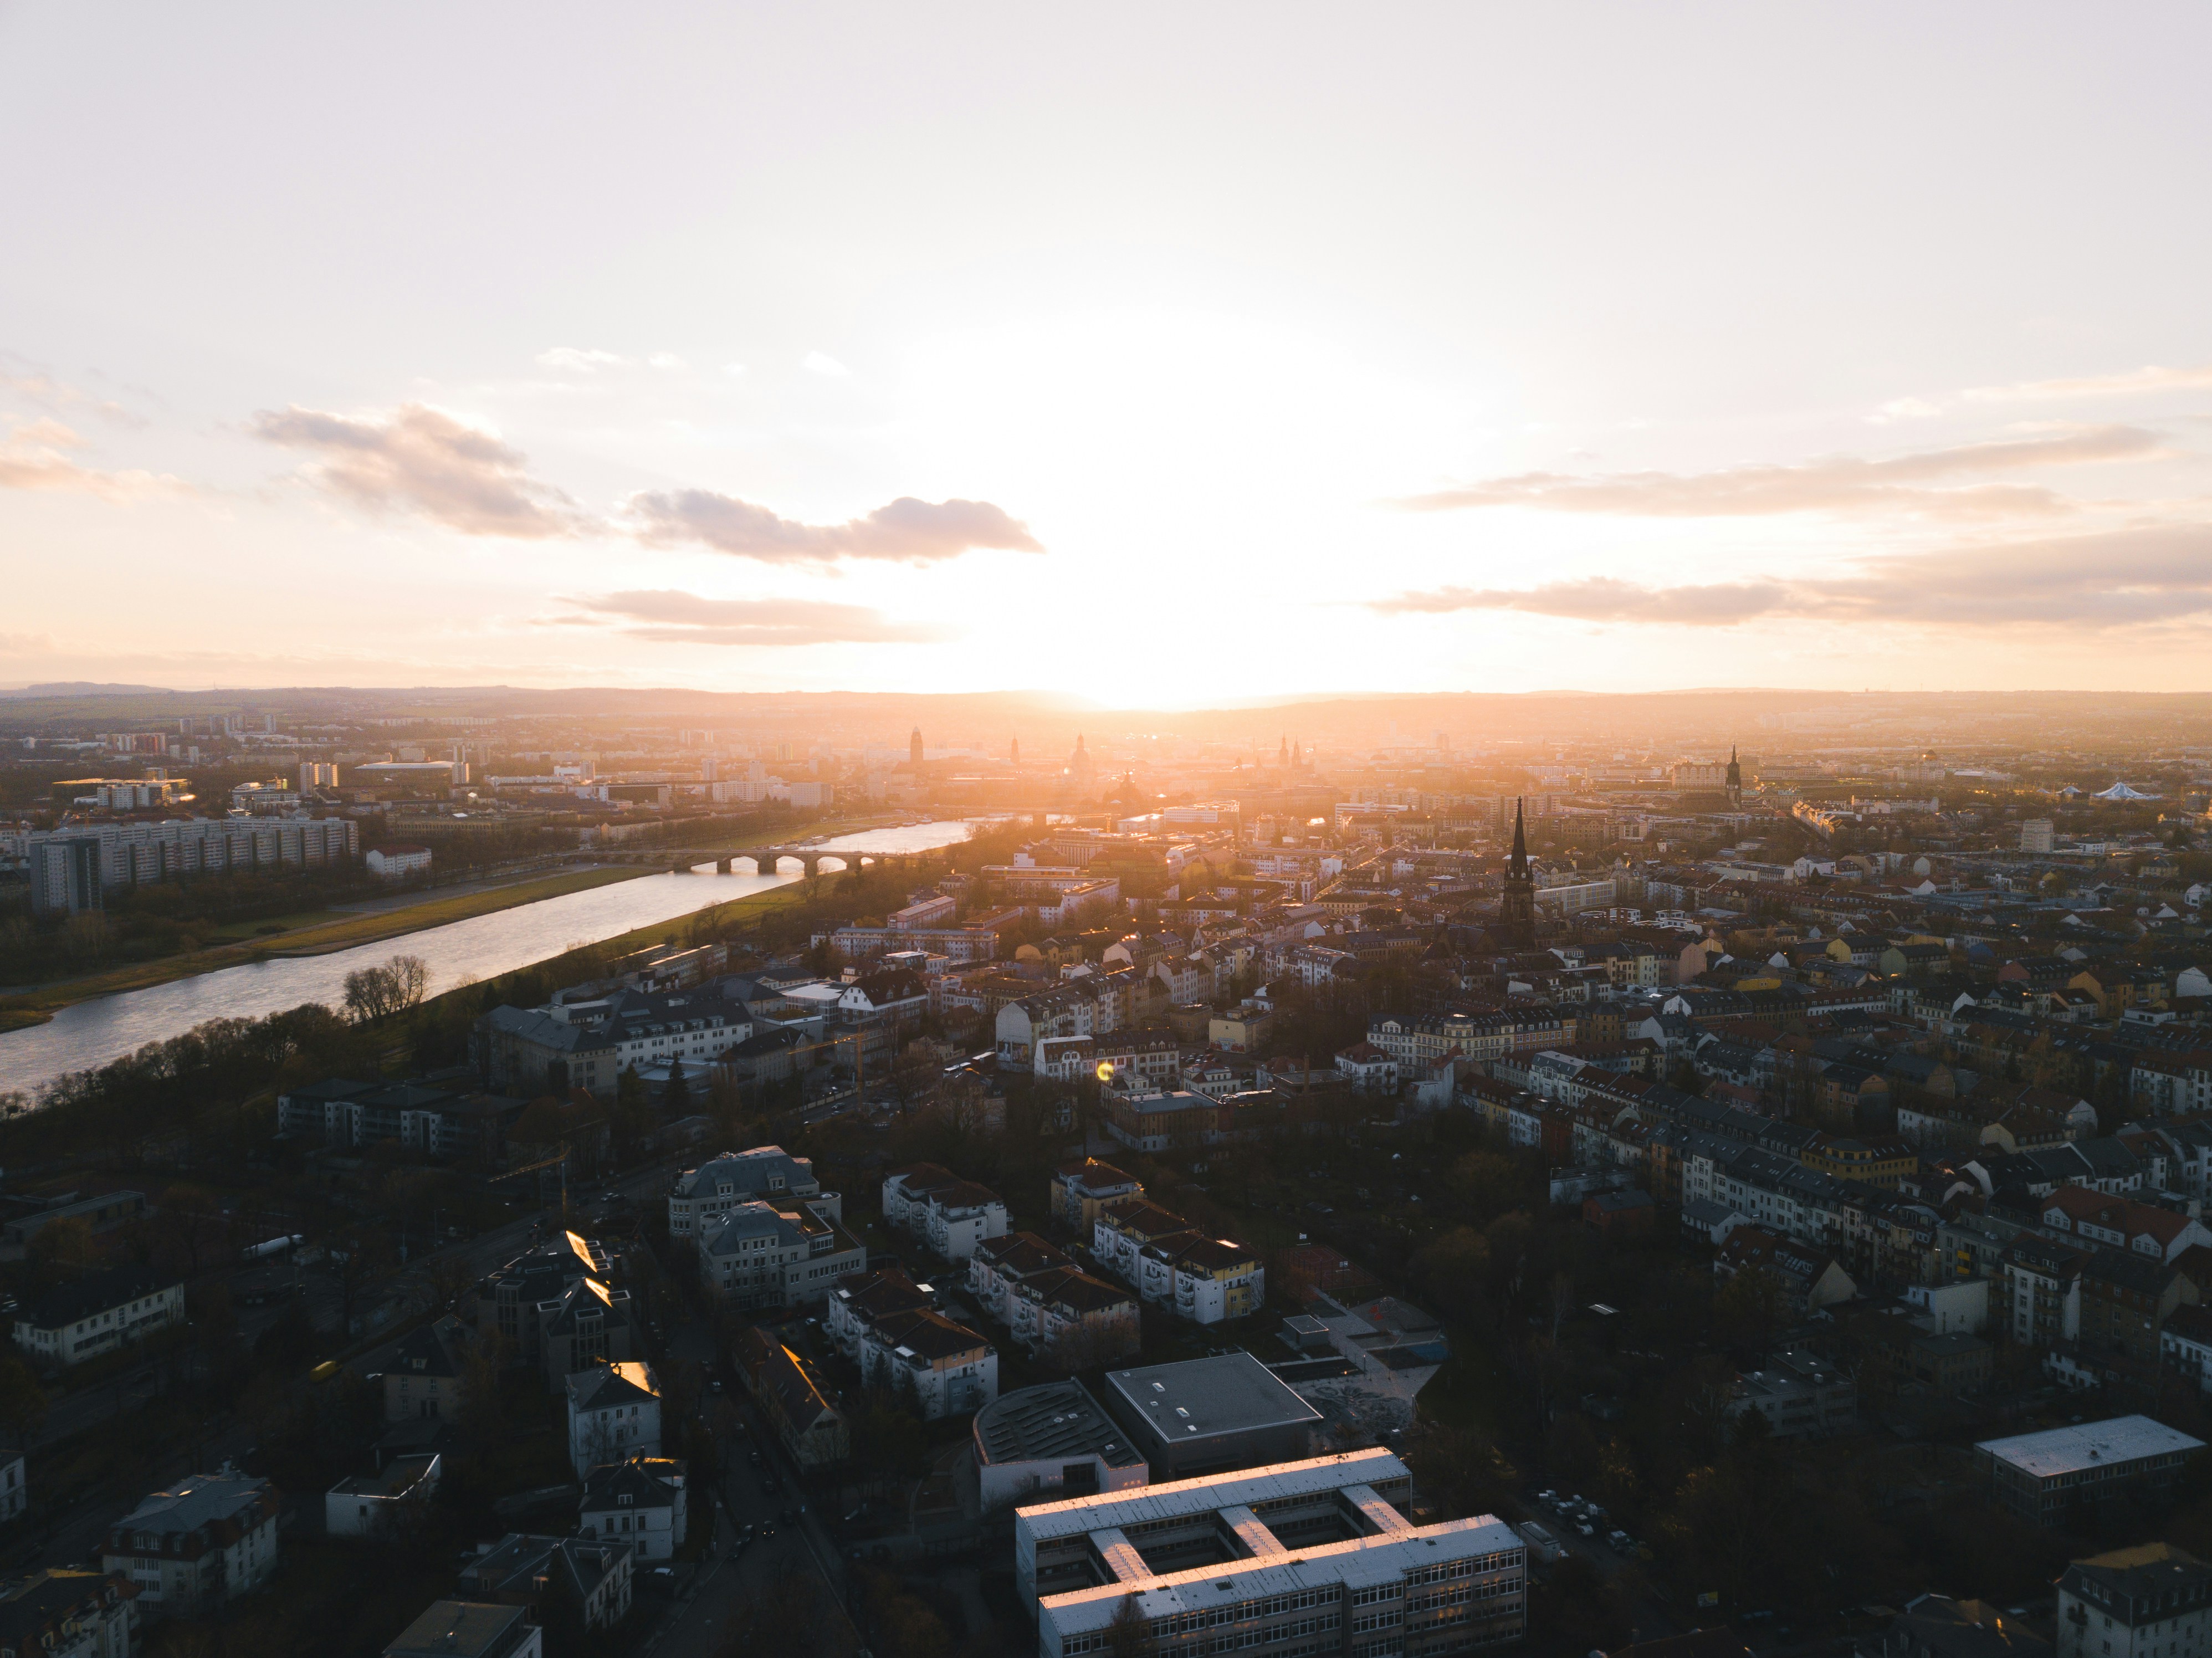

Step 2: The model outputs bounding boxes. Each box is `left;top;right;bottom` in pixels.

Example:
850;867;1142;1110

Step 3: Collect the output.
1020;1450;1525;1658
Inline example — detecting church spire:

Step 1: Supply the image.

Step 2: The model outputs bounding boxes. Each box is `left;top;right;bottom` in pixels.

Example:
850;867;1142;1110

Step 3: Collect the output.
1500;796;1535;948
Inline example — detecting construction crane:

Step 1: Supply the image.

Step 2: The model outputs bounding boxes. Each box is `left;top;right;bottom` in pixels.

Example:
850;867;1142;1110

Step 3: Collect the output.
485;1141;578;1213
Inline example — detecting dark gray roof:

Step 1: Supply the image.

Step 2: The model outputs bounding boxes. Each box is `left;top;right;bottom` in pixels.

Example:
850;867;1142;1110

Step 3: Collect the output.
1103;1352;1323;1444
20;1265;176;1333
974;1380;1144;1469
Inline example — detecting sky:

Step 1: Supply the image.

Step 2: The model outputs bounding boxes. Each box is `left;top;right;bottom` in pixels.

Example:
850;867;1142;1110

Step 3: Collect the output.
4;3;2212;704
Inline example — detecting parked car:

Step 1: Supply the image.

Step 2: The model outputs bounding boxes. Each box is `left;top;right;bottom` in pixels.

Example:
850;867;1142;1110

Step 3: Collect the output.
1575;1522;1595;1538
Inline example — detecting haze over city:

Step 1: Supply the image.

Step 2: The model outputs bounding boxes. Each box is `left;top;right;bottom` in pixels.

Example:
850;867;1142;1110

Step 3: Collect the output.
7;6;2212;700
11;14;2212;1658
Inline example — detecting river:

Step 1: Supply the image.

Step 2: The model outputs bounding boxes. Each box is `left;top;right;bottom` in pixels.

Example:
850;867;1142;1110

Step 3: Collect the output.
0;820;973;1096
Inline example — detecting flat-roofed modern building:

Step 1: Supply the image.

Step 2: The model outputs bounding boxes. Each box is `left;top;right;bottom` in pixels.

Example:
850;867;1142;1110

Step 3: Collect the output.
1018;1449;1523;1658
1975;1415;2205;1522
972;1380;1150;1513
1101;1354;1322;1479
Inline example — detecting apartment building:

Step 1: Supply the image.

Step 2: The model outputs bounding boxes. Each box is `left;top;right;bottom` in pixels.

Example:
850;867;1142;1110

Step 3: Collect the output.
697;1198;867;1311
1103;1089;1220;1155
2057;1544;2212;1658
103;1466;281;1619
2004;1237;2088;1349
827;1267;938;1358
666;1146;826;1238
1092;1200;1265;1326
1095;1030;1184;1092
473;1232;611;1365
970;1234;1076;1325
14;1267;186;1369
276;1076;526;1160
578;1457;688;1562
0;1570;134;1658
882;1164;1010;1262
565;1362;662;1478
28;817;358;915
1051;1160;1146;1232
477;987;753;1098
1020;1450;1525;1658
856;1307;1000;1420
1365;1008;1578;1071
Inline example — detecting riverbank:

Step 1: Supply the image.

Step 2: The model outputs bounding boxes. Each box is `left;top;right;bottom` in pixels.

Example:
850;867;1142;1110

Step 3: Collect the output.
0;865;649;1017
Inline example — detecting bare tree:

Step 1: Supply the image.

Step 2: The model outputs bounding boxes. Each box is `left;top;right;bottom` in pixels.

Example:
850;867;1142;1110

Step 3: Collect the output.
342;954;432;1024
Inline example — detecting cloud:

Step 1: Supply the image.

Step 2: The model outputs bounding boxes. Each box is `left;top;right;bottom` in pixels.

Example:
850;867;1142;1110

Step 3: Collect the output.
0;630;58;653
0;354;146;427
1374;577;1791;626
803;351;851;377
625;489;1044;564
1369;523;2212;631
0;417;188;500
1397;425;2164;522
250;403;587;539
1963;364;2212;402
565;590;950;646
535;347;634;373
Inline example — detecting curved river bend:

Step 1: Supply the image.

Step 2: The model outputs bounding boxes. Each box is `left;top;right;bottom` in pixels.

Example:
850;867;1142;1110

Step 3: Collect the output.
0;821;971;1096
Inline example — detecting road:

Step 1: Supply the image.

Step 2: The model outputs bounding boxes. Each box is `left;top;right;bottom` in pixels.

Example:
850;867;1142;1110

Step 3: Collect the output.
639;1318;859;1658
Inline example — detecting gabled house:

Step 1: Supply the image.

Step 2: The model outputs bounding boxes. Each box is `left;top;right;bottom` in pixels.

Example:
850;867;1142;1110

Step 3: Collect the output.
564;1363;660;1478
578;1457;687;1562
459;1534;633;1633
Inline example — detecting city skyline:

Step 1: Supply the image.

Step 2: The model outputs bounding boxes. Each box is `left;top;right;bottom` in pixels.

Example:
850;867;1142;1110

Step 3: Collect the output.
7;5;2212;703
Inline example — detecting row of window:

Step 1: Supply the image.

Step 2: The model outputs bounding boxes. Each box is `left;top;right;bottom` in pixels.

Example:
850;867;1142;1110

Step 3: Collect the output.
1406;1559;1482;1585
1212;1615;1339;1651
1351;1586;1402;1608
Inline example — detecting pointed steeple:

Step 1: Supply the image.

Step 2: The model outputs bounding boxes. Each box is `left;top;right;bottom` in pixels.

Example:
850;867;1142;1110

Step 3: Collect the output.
1500;796;1535;948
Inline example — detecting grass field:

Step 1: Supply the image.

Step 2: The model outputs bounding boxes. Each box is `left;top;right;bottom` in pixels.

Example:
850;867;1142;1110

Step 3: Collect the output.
2;865;649;1014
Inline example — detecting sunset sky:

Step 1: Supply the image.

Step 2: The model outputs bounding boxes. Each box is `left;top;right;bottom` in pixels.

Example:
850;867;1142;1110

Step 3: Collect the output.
4;4;2211;703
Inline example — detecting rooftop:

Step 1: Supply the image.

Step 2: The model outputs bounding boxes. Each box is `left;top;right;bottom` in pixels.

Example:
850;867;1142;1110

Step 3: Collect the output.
1020;1447;1403;1541
1038;1513;1522;1635
1977;1414;2204;1478
384;1600;532;1658
1103;1353;1323;1446
330;1454;439;1500
974;1381;1145;1471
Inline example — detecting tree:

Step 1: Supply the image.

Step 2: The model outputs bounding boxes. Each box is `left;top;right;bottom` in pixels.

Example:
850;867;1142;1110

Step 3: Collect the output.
342;953;431;1024
720;1572;851;1658
1103;1594;1157;1658
0;1358;49;1451
665;1057;691;1117
29;1215;96;1275
156;1181;227;1276
1713;1265;1785;1354
611;1065;654;1163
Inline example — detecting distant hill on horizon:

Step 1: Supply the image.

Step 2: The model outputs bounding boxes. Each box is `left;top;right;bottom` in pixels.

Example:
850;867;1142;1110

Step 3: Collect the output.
3;683;2210;751
0;682;178;698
